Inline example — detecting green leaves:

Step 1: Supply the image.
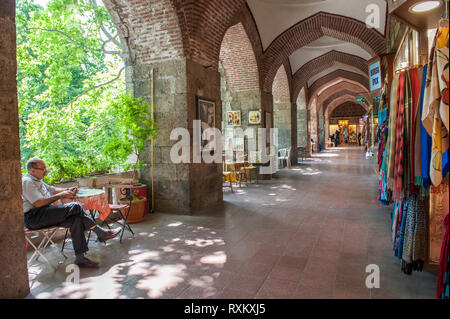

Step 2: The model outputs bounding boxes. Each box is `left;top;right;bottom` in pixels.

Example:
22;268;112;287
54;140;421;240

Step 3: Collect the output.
18;0;144;184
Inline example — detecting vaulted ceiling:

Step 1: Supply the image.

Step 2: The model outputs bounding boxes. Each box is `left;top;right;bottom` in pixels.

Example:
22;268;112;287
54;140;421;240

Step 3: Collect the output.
245;0;388;99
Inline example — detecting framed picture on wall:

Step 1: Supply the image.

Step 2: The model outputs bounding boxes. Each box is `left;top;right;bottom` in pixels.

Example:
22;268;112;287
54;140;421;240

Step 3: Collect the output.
196;96;216;148
248;110;262;125
226;111;241;127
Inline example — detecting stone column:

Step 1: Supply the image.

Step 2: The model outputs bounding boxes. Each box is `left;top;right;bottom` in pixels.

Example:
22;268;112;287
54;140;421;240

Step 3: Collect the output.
290;101;297;165
309;102;319;153
273;100;291;150
318;106;325;149
0;0;30;298
133;58;222;214
296;89;308;153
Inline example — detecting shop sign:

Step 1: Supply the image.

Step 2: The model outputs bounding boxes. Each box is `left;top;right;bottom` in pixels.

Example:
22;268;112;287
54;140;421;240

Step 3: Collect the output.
369;60;382;91
356;97;366;103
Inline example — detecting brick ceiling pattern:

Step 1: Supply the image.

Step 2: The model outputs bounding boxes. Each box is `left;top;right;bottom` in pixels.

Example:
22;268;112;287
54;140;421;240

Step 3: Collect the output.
307;70;370;102
260;12;386;92
291;51;369;102
330;101;368;118
323;89;370;113
316;81;370;110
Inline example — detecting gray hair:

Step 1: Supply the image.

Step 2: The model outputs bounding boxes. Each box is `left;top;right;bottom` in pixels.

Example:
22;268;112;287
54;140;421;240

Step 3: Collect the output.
26;157;44;171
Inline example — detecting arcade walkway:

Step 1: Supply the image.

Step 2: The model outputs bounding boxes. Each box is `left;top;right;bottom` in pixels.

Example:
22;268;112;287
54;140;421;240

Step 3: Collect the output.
27;147;437;299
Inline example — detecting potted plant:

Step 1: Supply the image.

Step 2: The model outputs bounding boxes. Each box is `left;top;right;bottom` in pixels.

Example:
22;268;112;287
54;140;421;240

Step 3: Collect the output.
107;94;158;223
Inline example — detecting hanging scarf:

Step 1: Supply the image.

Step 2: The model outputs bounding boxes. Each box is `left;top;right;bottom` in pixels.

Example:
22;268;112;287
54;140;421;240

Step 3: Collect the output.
419;64;433;188
414;66;425;188
387;74;400;189
404;70;412;195
378;83;391;205
401;193;426;274
422;26;450;186
393;72;406;201
437;214;449;299
412;194;426;271
409;68;421;194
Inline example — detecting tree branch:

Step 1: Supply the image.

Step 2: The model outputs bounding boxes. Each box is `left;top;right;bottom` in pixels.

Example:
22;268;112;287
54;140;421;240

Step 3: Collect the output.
68;66;125;105
26;27;102;52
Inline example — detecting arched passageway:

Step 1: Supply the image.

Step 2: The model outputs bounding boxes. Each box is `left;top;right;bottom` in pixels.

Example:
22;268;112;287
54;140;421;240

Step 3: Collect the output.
1;0;447;300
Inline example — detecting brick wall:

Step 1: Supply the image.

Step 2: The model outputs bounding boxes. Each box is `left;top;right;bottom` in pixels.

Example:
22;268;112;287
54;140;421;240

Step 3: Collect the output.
219;23;260;92
272;65;290;103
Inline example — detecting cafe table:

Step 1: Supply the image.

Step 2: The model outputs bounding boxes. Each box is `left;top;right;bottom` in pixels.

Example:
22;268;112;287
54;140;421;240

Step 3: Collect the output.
60;188;111;222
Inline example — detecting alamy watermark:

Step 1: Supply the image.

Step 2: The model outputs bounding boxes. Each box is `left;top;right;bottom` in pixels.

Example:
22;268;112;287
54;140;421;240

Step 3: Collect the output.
170;121;278;175
366;4;381;29
365;264;380;289
65;264;80;286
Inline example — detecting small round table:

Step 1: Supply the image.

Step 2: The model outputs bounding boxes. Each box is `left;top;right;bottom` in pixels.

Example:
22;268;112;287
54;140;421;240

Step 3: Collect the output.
61;188;111;222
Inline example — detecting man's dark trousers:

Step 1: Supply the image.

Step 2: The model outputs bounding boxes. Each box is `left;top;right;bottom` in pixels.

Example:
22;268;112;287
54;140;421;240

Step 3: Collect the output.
24;202;96;255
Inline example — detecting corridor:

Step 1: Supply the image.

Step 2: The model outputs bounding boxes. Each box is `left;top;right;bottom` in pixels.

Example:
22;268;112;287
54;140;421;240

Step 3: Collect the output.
27;147;437;299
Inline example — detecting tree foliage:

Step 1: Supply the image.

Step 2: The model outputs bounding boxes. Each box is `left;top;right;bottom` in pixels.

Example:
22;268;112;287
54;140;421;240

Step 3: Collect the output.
17;0;157;184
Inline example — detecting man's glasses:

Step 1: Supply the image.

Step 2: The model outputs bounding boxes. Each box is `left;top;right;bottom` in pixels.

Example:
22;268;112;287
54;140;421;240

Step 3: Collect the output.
33;167;52;172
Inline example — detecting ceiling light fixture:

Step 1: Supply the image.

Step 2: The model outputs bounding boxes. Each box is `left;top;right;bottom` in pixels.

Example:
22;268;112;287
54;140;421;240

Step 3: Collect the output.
409;1;442;13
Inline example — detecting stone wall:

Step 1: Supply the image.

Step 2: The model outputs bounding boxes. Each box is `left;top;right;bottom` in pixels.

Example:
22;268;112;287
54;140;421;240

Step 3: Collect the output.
0;0;30;298
296;88;308;148
133;58;222;214
318;107;325;148
274;101;291;150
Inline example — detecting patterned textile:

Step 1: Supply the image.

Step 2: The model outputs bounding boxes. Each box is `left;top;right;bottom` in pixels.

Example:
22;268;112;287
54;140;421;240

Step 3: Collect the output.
437;214;449;299
412;194;426;269
378;83;391;205
387;74;400;189
393;201;407;259
393;72;406;201
401;193;426;274
409;68;421;194
422;26;449;186
61;190;111;221
404;70;412;195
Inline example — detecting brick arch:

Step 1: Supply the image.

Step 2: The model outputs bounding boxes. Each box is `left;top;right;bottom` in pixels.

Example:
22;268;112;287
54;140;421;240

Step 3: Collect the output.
261;12;386;92
329;102;367;118
172;0;247;68
228;3;265;89
291;51;369;102
103;0;185;65
307;70;370;102
323;90;370;112
104;0;248;68
325;94;370;118
220;22;260;91
316;81;370;110
273;64;291;103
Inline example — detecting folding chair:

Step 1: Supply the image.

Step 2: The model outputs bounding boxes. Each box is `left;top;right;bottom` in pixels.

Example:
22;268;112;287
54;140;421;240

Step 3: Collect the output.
25;227;67;270
108;203;135;243
101;180;136;243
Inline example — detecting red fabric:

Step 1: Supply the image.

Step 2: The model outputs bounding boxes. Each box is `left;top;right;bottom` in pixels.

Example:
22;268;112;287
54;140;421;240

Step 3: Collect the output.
437;214;449;299
61;192;111;221
409;68;420;194
393;72;406;201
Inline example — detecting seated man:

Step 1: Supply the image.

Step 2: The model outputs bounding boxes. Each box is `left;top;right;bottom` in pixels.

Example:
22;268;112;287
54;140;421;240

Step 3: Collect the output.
22;157;121;268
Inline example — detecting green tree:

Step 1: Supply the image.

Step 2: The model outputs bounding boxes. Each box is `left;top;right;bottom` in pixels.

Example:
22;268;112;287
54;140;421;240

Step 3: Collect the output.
16;0;125;165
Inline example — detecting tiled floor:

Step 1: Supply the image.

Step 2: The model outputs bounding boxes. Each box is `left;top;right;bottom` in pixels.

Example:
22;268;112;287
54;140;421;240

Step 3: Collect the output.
26;147;438;299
